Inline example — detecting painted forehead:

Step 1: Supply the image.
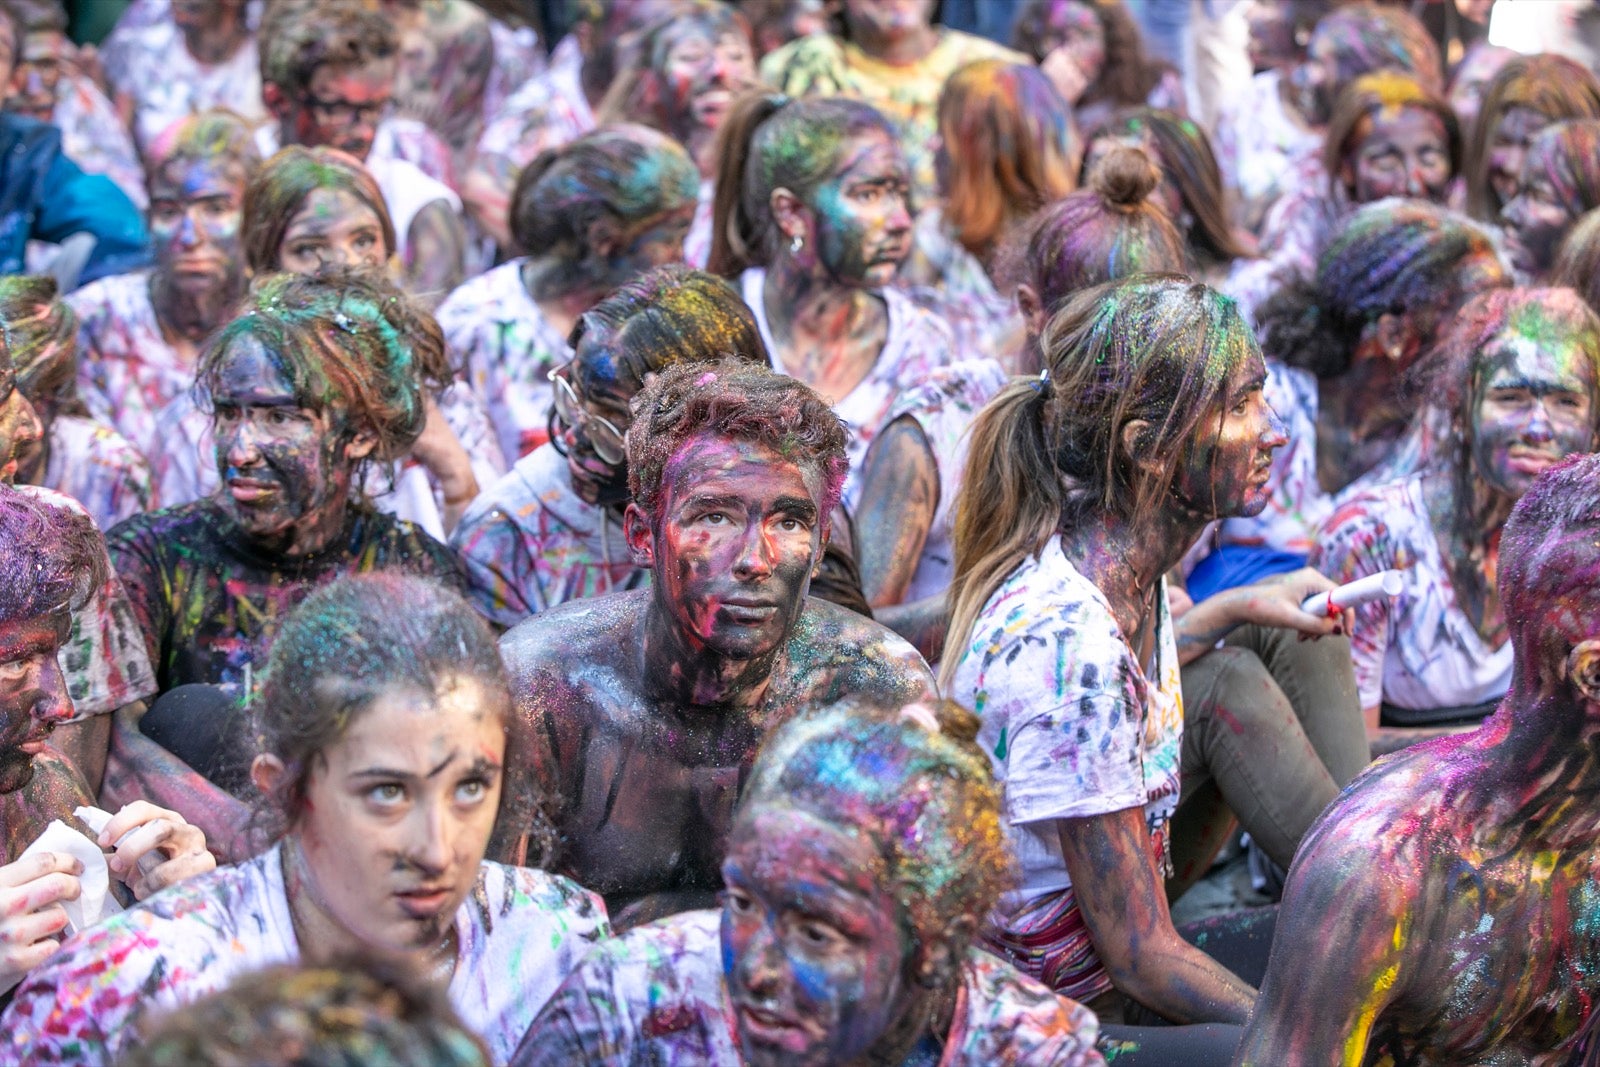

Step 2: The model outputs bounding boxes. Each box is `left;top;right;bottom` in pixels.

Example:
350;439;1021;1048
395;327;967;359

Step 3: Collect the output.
662;430;825;499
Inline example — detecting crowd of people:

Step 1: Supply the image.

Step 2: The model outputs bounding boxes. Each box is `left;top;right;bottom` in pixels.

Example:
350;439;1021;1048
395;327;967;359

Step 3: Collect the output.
1;0;1599;1063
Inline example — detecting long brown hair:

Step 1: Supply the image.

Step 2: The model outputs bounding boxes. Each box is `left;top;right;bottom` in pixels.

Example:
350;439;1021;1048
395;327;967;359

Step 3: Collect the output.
1464;54;1600;222
243;146;397;275
941;276;1256;686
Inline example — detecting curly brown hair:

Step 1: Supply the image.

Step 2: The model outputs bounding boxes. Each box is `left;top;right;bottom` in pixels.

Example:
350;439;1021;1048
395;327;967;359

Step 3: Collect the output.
0;483;106;628
258;0;397;100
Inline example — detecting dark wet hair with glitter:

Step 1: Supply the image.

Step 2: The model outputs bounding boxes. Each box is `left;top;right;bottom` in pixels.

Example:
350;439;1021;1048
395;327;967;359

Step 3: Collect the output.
626;360;849;522
0;483;106;628
125;955;489;1067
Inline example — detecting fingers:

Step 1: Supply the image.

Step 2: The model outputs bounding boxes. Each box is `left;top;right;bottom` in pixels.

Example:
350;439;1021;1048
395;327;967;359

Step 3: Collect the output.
98;799;183;848
0;852;84;891
111;820;210;897
0;904;70;949
1;872;82;920
130;850;216;902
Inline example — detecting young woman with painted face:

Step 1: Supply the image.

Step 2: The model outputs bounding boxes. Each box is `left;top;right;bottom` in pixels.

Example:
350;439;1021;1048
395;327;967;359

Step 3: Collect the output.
903;59;1079;357
68;108;260;459
1085;107;1252;288
1464;53;1600;225
1447;42;1516;139
1313;287;1600;730
145;146;502;541
1012;0;1183;134
1500;120;1600;282
1225;72;1460;324
451;266;769;628
601;0;760;268
437;125;699;464
515;697;1104;1066
710;92;955;507
2;574;609;1063
941;277;1360;1061
0;275;152;532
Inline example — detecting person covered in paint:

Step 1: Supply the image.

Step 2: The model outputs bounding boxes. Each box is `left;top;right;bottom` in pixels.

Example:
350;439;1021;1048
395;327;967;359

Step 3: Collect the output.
2;574;609;1064
1011;0;1184;136
452;265;767;628
0;3;148;289
1084;108;1253;288
1446;42;1517;145
601;0;760;269
1501;120;1600;283
124;957;492;1067
0;275;152;532
1224;71;1461;324
148;149;502;540
0;483;213;998
1313;287;1600;730
68;108;260;461
901;58;1079;358
1238;452;1600;1064
496;361;935;928
856;144;1181;660
709;91;955;507
1463;53;1600;227
256;0;466;303
516;697;1105;1066
437;125;698;463
1209;198;1508;605
942;276;1352;1062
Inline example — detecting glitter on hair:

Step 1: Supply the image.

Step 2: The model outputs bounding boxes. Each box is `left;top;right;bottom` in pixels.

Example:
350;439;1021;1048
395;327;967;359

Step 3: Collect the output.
243;145;397;275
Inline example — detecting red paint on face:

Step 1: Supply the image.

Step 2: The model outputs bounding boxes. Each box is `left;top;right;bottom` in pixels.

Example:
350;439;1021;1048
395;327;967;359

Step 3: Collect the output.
293;61;396;161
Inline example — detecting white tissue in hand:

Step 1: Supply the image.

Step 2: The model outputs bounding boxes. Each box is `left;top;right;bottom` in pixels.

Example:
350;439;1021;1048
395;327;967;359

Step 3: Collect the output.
18;818;121;936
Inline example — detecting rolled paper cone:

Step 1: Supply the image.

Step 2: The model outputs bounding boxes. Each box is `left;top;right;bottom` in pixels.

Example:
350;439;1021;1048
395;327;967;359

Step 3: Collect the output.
1300;570;1405;616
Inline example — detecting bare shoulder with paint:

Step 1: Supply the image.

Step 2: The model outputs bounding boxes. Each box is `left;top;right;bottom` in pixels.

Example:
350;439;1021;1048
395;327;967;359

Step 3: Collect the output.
499;591;647;701
770;597;938;708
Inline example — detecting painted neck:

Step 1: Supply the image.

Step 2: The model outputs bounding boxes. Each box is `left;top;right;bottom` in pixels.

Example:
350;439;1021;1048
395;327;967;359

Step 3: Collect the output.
1061;504;1202;642
181;13;248;65
849;23;939;64
638;598;784;711
524;262;603;342
763;255;882;359
151;269;246;343
1483;684;1600;846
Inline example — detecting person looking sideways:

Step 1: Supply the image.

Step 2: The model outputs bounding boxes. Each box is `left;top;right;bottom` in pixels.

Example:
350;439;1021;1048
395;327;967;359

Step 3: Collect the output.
1463;53;1600;225
710;92;954;506
0;484;212;999
68;108;259;461
943;277;1350;1063
0;3;148;290
437;125;698;463
257;0;466;303
147;149;501;541
1313;287;1600;732
1237;453;1600;1064
1446;41;1516;138
1011;0;1185;135
2;574;608;1063
496;361;934;928
516;698;1105;1066
452;266;768;628
1500;120;1600;282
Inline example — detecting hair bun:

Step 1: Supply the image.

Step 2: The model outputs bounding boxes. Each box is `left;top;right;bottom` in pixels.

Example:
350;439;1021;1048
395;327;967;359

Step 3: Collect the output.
1089;146;1161;209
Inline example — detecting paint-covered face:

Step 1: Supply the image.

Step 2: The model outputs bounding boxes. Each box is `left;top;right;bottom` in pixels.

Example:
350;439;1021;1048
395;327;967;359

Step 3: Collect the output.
292;60;395;161
1502;145;1575;277
722;806;912;1067
1345;106;1452;204
558;336;634;508
289;676;504;955
277;187;389;275
1246;1;1300;73
1471;323;1598;499
842;0;935;44
0;612;72;794
148;158;248;295
7;31;68;121
1173;351;1287;519
1488;106;1551;215
659;24;757;138
0;362;43;486
610;202;697;281
209;332;359;550
1291;31;1340;126
1037;0;1106;84
806;131;913;287
1448;46;1514;133
651;433;823;661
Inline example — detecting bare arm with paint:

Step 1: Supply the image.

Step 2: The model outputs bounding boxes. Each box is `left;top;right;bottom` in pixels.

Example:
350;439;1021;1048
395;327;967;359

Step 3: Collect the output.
1058;807;1256;1024
1174;568;1348;666
402;200;468;308
853;418;947;661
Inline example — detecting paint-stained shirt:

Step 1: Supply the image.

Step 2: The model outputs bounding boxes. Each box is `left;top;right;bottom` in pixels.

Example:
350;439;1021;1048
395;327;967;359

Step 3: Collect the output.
1311;474;1513;713
471;35;594;222
514;908;1105;1066
451;443;643;628
437;259;571;462
1212;70;1321;235
102;19;266;154
949;537;1182;996
48;70;147;208
759;30;1029;203
903;208;1020;360
1;845;610;1065
68;270;187;461
107;500;464;699
39;414;154;533
741;267;957;508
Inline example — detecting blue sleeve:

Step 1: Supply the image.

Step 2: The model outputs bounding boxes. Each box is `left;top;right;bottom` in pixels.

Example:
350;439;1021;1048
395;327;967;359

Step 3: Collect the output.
35;150;152;284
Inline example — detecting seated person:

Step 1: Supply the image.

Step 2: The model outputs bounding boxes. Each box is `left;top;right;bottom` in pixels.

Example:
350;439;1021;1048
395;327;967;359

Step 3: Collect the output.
0;2;149;288
1238;452;1600;1063
2;574;608;1062
1313;286;1600;731
516;698;1104;1065
452;265;768;627
0;483;211;997
497;361;935;926
125;957;492;1067
0;275;152;532
437;125;698;462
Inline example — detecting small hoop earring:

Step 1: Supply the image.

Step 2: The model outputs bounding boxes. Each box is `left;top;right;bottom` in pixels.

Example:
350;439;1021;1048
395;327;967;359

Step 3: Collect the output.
790;232;804;253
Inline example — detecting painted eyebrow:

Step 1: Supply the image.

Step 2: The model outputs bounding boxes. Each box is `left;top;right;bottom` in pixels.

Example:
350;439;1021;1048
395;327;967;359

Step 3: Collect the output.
212;397;305;410
772;496;819;519
681;492;744;512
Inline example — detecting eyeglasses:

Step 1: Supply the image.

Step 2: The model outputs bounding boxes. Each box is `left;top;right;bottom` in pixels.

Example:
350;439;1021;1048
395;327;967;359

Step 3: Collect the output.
306;95;391;127
551;365;627;466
